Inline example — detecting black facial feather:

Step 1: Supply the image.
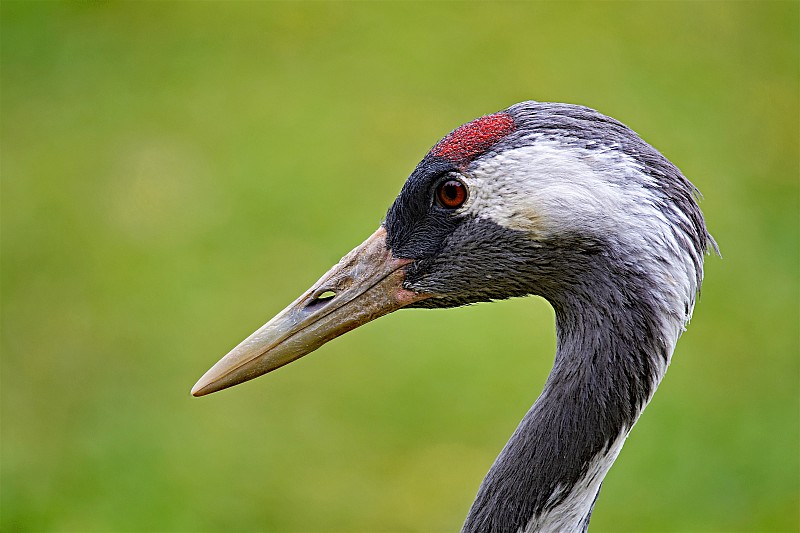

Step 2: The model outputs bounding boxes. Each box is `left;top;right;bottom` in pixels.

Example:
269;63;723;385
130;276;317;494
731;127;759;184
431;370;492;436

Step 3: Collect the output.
384;155;463;259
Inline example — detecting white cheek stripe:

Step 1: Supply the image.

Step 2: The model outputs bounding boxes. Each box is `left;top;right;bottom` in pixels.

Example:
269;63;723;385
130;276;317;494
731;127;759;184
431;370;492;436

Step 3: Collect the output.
465;140;659;238
462;139;699;331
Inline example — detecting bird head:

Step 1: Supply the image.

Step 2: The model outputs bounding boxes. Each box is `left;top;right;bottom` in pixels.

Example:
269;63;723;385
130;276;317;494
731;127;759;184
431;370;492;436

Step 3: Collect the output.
192;101;712;396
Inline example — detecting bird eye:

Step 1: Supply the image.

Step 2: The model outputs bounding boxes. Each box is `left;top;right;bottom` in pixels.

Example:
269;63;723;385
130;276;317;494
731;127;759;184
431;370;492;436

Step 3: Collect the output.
436;179;468;209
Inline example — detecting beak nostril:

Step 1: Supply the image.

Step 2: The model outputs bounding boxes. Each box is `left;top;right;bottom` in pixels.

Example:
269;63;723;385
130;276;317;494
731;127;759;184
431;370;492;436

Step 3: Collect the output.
307;290;336;310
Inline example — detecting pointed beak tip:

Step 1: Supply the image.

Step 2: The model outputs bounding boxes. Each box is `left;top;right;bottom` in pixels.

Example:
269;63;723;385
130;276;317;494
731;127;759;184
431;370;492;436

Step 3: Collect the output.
190;377;216;397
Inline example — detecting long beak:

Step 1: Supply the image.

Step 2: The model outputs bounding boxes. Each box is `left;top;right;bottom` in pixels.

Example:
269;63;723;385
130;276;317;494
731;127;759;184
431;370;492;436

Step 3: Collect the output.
191;227;430;397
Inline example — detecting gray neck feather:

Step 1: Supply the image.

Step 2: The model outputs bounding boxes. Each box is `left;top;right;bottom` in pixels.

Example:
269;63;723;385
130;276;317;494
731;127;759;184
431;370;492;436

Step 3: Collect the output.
462;262;676;533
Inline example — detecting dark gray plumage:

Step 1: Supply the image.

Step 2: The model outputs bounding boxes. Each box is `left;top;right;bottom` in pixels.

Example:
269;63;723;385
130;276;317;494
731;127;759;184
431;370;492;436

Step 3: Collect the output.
385;102;713;531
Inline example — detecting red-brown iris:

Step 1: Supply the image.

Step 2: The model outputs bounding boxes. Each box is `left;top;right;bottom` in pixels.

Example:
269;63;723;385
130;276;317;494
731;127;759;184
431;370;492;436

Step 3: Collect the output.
436;179;468;209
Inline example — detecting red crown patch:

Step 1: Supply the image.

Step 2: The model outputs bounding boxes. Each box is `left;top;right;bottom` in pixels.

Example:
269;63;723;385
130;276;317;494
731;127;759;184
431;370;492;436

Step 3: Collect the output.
431;112;515;164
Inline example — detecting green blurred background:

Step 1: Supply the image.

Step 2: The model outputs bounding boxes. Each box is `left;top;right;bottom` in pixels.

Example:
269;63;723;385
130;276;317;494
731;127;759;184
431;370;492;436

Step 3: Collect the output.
2;2;798;532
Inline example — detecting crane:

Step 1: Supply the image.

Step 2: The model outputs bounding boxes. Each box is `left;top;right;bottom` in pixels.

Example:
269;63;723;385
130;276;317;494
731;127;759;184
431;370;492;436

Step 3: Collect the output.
192;101;714;532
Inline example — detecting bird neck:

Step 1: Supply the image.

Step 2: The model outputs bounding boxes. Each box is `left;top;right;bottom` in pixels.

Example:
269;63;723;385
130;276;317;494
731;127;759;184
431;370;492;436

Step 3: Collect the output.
462;272;682;533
